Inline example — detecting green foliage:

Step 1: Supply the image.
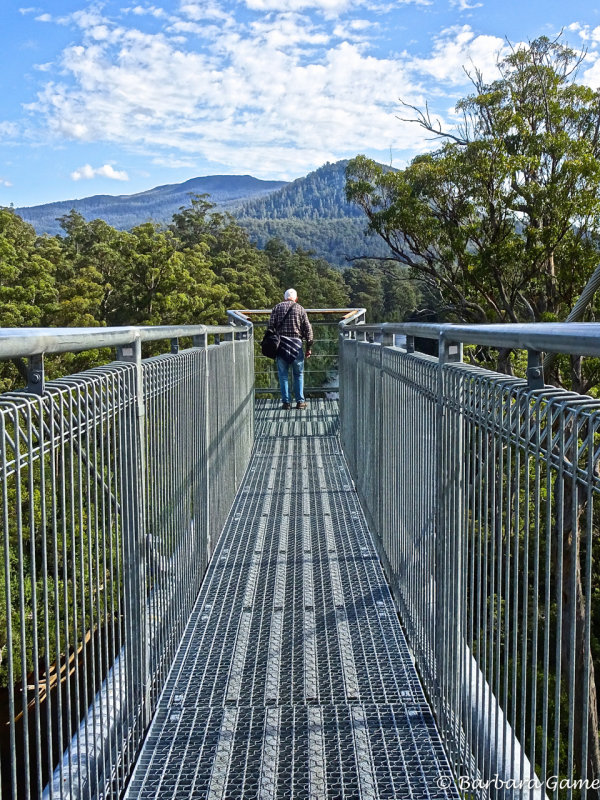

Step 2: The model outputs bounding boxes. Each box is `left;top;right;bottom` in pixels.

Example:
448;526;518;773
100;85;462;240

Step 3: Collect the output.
346;37;600;327
343;259;420;322
238;160;364;221
237;217;393;268
263;239;349;308
0;209;57;327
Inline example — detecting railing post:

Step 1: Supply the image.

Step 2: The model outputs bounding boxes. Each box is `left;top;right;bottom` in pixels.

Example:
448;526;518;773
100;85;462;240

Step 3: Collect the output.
435;334;464;740
115;339;150;727
26;354;45;395
378;330;392;540
191;331;212;561
527;349;544;390
203;336;212;558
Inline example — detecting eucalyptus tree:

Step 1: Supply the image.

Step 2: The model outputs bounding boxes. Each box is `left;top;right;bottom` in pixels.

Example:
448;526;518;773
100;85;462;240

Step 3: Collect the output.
346;37;600;326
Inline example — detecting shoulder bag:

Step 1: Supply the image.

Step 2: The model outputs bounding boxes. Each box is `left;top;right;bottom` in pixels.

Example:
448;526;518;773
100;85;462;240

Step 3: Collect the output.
261;304;294;359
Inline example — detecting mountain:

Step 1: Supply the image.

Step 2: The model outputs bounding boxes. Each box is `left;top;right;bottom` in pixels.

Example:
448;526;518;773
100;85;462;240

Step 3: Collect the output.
235;160;394;266
16;175;288;236
15;160;394;267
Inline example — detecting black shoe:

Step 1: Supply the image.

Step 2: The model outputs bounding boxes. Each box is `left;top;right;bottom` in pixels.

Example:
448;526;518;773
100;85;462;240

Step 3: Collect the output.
296;402;307;410
281;402;291;410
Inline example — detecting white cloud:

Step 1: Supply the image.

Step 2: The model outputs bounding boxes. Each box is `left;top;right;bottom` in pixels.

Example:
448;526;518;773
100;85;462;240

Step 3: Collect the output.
243;0;350;11
581;54;600;87
167;20;205;34
450;0;483;10
128;5;167;17
0;179;13;187
151;155;198;168
0;122;19;139
35;13;52;22
408;25;505;85
19;7;41;14
241;0;429;10
179;2;235;23
566;22;600;47
71;164;130;181
26;3;512;178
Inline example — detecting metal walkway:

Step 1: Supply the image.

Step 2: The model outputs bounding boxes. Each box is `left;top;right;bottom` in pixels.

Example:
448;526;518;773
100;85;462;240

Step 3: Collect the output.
125;400;458;799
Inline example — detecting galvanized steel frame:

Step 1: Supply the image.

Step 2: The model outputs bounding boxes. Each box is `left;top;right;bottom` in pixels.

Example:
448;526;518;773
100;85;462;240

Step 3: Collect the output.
0;319;254;800
339;320;600;800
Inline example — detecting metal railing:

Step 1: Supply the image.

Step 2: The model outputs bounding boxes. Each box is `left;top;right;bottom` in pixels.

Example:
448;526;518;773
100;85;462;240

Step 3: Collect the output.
339;321;600;799
233;309;365;395
0;320;254;799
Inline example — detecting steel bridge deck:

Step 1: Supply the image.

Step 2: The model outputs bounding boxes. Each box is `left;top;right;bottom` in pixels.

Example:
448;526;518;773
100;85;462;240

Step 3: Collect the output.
125;400;458;799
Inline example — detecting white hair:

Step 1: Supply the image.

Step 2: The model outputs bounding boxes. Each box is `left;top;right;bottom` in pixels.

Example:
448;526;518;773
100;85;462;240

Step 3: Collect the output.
284;288;297;301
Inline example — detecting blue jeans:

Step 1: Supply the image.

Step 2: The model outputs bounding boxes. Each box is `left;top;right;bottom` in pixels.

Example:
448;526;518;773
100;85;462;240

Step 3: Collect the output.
276;351;305;403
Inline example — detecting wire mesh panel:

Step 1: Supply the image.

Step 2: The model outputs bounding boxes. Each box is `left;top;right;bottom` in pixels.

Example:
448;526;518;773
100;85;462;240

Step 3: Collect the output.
0;364;140;800
0;334;254;800
443;364;600;799
339;331;600;800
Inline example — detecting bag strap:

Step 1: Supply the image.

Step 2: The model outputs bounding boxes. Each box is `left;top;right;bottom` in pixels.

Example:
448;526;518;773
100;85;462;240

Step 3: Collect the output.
273;302;295;333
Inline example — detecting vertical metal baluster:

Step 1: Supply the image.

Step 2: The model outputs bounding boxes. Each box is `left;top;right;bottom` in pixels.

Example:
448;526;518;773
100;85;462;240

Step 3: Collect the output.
11;402;31;800
580;412;596;800
566;408;579;800
502;383;512;784
552;407;566;796
1;407;18;800
519;392;531;789
541;401;555;788
510;386;523;789
97;373;114;796
37;393;54;800
24;400;44;800
112;368;127;794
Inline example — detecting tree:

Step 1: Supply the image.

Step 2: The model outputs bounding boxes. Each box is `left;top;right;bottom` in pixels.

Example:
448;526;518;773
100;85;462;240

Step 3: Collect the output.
264;239;349;308
346;37;600;326
0;209;58;390
0;209;56;327
344;259;420;322
171;196;280;310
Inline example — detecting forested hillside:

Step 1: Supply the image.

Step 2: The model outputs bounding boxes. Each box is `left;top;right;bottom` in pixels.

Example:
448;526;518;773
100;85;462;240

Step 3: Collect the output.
236;161;395;266
237;160;362;219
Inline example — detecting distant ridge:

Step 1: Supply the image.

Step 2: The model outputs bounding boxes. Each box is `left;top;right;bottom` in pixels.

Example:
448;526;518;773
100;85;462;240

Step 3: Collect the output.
15;160;394;266
16;174;288;236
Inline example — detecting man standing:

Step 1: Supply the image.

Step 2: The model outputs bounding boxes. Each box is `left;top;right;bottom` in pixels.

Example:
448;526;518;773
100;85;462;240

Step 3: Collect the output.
269;288;313;410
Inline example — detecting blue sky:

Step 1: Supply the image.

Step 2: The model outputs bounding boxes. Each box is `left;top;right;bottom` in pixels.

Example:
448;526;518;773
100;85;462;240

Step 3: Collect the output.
2;0;600;207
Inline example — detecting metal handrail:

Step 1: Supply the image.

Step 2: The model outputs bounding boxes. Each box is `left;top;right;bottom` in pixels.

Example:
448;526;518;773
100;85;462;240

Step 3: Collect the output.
0;323;251;359
340;320;600;356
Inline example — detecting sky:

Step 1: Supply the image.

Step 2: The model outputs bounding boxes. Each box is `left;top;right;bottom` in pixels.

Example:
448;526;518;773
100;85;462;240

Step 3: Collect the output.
2;0;600;208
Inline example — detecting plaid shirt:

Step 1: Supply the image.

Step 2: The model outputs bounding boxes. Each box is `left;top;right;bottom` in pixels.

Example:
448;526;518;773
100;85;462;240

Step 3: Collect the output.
269;301;313;346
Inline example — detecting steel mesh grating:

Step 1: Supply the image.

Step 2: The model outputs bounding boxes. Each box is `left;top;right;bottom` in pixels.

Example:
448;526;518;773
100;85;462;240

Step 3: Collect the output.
125;400;458;798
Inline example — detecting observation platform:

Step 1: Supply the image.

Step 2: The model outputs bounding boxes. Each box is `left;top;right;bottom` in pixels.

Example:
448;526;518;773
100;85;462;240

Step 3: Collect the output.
125;400;457;799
